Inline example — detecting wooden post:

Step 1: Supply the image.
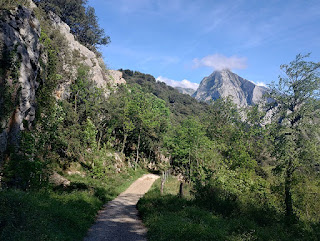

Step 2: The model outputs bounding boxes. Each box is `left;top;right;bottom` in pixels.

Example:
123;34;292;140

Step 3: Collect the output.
160;171;165;195
179;182;184;198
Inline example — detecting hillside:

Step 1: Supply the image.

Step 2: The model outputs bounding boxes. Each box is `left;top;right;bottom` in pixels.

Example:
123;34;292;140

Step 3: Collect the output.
175;87;195;96
121;69;209;123
0;1;319;241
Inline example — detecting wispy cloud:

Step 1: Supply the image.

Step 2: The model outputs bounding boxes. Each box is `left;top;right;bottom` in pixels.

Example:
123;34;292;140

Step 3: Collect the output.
249;80;267;88
193;54;247;71
156;76;199;90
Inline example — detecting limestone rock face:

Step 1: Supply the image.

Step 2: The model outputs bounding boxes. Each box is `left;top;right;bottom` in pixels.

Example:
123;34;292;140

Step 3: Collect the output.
0;6;41;158
47;11;125;99
107;69;126;85
193;69;267;107
175;87;195;96
0;2;125;164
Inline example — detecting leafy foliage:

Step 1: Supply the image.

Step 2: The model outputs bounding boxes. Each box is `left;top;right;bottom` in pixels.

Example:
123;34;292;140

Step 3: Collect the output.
0;169;146;241
34;0;110;50
0;0;29;9
1;3;319;236
267;53;320;219
121;69;209;123
138;177;319;241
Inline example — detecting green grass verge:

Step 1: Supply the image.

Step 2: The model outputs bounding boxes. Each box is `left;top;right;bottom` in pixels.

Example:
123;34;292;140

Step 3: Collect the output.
137;177;320;241
0;168;146;241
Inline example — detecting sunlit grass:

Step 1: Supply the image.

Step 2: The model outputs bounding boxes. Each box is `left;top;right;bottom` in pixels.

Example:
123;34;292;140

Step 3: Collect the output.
0;168;146;241
138;176;320;241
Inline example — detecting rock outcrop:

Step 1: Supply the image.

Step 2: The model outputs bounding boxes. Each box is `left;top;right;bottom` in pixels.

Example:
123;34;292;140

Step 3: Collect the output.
0;2;125;165
47;11;125;99
193;69;267;107
175;87;195;96
0;6;41;160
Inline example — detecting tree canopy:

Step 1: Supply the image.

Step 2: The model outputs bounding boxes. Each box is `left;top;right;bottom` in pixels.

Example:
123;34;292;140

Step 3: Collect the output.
267;53;320;218
35;0;110;50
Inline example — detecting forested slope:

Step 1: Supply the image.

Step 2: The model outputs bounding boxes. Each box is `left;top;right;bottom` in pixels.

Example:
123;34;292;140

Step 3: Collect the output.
0;1;319;241
121;69;209;123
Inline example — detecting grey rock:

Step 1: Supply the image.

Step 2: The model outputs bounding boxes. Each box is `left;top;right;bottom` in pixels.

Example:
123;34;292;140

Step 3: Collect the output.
49;172;71;187
193;69;267;107
0;6;41;160
47;11;125;99
0;2;124;168
175;87;195;96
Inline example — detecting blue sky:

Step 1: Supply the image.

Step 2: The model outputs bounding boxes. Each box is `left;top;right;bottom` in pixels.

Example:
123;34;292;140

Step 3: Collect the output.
88;0;320;90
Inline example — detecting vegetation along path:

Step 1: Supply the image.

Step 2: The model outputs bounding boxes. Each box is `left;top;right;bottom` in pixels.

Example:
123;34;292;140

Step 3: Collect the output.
84;174;159;241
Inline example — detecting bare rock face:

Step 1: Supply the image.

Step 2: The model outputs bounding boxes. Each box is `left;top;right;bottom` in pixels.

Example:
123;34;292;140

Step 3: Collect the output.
0;2;125;166
193;69;267;107
175;87;195;96
107;69;126;85
47;11;125;99
0;6;41;160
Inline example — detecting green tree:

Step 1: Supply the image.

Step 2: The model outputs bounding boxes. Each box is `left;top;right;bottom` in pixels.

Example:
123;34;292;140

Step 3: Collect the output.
70;65;105;124
267;54;320;219
203;98;258;170
104;86;170;167
35;0;110;50
165;118;215;196
127;87;170;167
204;98;240;141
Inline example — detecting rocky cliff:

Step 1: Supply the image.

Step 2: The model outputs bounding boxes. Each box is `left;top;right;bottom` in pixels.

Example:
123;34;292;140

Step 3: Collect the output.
0;5;41;159
47;10;125;99
0;2;125;165
193;69;267;107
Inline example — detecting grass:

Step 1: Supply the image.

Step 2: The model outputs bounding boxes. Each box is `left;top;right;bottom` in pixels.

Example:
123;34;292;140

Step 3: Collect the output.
137;177;320;241
0;168;146;241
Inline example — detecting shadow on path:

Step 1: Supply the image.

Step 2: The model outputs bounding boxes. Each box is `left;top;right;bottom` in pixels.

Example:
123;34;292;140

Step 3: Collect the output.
84;174;159;241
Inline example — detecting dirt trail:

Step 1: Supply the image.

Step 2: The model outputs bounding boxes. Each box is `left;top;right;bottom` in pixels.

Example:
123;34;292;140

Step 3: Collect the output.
84;174;159;241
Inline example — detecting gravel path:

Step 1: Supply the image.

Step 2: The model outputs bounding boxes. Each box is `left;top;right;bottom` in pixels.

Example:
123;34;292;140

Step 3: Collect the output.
84;174;159;241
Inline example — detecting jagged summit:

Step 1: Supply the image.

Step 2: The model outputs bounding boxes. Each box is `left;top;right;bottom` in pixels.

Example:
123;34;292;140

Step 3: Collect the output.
193;69;267;107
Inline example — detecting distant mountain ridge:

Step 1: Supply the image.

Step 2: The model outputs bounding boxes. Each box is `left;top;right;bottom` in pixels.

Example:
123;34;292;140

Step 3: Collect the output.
175;87;195;96
193;69;267;107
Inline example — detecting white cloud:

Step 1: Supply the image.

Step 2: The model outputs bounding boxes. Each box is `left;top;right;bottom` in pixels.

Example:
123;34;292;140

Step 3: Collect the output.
249;80;267;88
256;82;267;87
255;81;267;88
193;54;247;71
156;76;199;90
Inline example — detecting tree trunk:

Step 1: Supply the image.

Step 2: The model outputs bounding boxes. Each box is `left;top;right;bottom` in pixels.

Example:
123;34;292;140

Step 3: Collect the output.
0;166;3;190
189;149;192;181
135;127;141;170
160;171;165;195
179;182;184;198
97;132;102;150
121;133;127;154
74;94;77;113
285;166;294;218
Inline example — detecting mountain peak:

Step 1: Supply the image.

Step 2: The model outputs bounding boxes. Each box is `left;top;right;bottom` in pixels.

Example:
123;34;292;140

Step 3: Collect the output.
193;70;267;107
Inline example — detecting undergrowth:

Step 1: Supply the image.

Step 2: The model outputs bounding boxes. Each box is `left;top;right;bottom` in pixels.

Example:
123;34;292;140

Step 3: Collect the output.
0;168;146;241
137;177;320;241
